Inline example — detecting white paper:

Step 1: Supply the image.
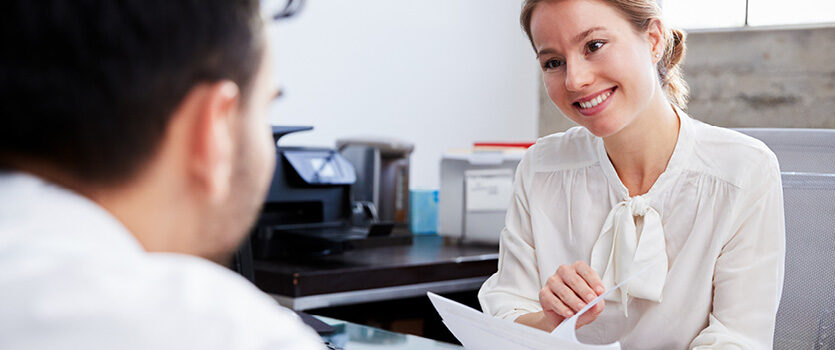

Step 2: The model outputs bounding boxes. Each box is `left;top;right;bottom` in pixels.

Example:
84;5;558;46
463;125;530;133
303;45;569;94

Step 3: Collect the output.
550;261;663;340
429;261;663;349
428;292;620;349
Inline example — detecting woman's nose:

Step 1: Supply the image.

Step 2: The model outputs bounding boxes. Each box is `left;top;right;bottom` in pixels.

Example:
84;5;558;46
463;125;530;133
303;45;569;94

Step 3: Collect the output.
565;59;594;92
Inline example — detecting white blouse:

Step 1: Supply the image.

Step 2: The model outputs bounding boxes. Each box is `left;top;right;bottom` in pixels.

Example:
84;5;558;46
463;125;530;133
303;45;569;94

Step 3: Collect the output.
478;110;785;350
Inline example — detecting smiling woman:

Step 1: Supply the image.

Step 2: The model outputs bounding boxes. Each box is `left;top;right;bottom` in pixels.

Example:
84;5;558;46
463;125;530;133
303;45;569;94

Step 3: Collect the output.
523;0;688;137
477;0;786;349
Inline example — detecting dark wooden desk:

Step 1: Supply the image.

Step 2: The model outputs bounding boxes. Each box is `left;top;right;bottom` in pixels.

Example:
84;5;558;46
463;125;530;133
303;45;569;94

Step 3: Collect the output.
253;235;498;310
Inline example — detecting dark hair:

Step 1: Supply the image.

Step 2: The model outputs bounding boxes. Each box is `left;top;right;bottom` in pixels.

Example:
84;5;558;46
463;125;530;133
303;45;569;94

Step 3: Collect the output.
520;0;689;109
0;0;265;184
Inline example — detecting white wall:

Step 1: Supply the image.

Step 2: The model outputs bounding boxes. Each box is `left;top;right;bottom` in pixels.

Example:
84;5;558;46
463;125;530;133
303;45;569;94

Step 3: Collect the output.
266;0;539;189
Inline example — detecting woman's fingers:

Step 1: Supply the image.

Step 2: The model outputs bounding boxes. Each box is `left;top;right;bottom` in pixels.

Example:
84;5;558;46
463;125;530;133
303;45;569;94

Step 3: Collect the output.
560;265;598;304
551;279;587;313
540;262;608;330
539;286;574;318
573;261;605;295
557;264;599;306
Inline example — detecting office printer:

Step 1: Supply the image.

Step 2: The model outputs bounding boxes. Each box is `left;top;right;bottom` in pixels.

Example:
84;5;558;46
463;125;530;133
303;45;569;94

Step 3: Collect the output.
250;126;412;258
438;148;525;244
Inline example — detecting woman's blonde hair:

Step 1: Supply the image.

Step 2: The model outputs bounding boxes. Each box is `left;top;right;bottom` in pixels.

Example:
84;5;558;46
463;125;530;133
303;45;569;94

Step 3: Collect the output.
521;0;689;109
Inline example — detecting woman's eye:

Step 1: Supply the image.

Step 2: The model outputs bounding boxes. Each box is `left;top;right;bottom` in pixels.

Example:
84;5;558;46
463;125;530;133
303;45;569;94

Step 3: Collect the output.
587;40;605;53
543;59;563;70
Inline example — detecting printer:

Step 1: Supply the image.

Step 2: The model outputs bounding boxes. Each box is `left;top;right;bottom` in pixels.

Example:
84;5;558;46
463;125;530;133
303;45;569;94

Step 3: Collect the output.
438;148;525;244
249;126;411;258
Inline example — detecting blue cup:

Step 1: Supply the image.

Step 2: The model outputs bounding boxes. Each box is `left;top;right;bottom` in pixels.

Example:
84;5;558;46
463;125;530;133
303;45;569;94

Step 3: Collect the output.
410;189;439;235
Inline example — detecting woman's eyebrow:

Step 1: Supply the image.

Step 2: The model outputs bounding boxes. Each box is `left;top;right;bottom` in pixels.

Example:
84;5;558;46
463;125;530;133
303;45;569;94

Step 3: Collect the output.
536;26;608;58
573;26;607;43
536;47;558;58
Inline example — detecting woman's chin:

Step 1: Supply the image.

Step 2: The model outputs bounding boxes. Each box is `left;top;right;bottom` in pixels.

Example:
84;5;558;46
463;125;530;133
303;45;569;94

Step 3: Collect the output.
580;119;623;138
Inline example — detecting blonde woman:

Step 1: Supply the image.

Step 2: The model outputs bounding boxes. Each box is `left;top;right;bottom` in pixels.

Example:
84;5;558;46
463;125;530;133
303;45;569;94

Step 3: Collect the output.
478;0;785;348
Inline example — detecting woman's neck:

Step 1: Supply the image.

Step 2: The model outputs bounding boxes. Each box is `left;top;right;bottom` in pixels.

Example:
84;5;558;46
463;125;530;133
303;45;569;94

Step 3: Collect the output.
602;94;680;197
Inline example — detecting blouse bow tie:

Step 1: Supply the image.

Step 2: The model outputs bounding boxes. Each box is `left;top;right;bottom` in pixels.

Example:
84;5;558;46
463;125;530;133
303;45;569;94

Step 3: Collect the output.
590;195;668;316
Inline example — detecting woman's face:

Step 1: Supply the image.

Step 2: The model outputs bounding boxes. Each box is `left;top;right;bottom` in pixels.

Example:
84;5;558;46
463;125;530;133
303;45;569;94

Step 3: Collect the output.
530;0;662;137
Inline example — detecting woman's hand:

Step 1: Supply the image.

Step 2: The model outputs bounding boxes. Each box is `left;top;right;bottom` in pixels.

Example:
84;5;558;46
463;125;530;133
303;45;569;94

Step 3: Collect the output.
539;261;606;329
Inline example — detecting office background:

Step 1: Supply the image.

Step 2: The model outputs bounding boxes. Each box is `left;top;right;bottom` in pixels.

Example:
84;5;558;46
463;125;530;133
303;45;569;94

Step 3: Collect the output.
266;0;540;190
261;0;835;191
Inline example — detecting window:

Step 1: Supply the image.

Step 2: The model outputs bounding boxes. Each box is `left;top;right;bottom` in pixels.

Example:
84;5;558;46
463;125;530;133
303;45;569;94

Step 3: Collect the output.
661;0;835;29
748;0;835;26
662;0;747;29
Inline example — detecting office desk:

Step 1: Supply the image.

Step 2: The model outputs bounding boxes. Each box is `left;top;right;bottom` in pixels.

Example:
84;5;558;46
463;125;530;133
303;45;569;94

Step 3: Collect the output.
253;235;498;311
317;316;462;349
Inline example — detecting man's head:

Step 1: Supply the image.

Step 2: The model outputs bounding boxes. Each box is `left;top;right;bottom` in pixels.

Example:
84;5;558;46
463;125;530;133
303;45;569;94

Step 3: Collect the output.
0;0;280;262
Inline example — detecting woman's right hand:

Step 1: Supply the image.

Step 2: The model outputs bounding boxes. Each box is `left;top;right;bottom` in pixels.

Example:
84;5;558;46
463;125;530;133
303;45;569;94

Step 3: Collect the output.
539;261;606;329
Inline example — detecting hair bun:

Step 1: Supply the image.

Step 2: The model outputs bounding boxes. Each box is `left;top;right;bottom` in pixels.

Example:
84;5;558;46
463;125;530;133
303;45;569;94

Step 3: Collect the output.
667;28;687;67
661;26;689;109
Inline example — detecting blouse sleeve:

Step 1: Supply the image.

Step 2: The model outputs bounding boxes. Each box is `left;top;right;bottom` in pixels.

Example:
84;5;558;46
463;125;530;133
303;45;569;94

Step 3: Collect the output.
690;155;786;349
477;149;544;320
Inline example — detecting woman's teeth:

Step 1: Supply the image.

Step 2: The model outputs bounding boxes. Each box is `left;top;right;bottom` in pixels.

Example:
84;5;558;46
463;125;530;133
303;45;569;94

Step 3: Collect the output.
578;90;612;109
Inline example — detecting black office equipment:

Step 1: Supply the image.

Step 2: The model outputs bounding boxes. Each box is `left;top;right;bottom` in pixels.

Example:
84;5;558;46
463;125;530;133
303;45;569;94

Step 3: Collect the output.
249;126;411;259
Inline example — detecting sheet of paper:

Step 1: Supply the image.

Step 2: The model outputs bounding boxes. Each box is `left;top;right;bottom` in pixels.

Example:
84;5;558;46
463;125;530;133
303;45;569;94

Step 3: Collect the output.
430;261;663;348
551;260;663;340
428;292;620;349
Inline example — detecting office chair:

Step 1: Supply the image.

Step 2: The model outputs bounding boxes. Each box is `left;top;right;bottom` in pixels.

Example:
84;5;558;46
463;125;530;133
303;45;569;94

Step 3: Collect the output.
773;173;835;349
735;128;835;174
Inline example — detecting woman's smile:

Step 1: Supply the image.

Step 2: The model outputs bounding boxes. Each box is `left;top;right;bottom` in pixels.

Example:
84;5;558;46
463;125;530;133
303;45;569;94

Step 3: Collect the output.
573;86;617;116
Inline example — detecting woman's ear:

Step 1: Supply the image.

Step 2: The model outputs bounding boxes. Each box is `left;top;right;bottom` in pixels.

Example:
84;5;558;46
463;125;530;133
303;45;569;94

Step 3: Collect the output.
646;18;665;64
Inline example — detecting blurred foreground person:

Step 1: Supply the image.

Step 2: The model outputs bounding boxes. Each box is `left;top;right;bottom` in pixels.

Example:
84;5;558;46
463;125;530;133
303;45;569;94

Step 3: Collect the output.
0;1;323;348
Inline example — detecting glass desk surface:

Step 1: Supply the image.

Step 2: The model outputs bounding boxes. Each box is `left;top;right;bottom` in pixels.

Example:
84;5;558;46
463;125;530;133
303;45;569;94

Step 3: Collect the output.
316;316;463;350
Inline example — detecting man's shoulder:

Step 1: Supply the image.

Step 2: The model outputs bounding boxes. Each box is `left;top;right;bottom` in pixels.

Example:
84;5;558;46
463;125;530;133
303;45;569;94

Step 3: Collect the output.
142;252;278;311
0;250;323;349
127;253;324;348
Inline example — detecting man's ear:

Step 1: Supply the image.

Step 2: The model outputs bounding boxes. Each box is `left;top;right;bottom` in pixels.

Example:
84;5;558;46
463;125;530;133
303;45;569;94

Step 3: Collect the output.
185;81;241;204
646;18;665;64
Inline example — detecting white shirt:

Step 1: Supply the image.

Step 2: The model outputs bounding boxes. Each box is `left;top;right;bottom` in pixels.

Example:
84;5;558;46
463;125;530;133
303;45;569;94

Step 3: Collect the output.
0;172;324;350
478;110;785;350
